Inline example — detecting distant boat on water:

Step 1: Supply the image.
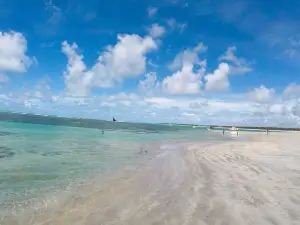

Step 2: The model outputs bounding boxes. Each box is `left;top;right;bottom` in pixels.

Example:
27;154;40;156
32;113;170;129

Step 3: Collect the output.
113;117;117;122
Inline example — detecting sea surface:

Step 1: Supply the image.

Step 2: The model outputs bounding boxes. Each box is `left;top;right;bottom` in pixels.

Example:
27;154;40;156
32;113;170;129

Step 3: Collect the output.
0;112;225;218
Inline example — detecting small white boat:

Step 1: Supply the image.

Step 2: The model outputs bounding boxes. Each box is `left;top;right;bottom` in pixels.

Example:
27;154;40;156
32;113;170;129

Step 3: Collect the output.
228;126;239;136
228;126;237;131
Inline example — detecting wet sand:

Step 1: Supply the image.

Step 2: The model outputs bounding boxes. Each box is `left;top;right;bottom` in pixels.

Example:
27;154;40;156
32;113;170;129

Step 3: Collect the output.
3;132;300;225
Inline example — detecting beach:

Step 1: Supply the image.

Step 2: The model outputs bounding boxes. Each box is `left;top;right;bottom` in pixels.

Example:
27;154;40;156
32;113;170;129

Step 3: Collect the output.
3;130;300;225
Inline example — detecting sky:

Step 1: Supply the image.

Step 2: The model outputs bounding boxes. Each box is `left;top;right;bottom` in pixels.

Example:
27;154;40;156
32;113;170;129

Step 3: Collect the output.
1;0;300;126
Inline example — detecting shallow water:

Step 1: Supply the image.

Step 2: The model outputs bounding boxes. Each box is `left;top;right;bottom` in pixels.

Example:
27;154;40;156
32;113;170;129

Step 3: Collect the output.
3;132;299;225
0;112;223;218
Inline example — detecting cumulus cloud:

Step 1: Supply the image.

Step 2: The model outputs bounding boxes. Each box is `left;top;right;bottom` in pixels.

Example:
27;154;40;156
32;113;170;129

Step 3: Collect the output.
62;41;90;96
62;34;157;96
0;31;32;73
204;63;230;92
147;6;157;17
162;64;204;94
162;43;207;94
291;102;300;118
201;46;252;93
219;46;252;74
247;85;275;103
269;104;289;116
138;72;160;95
169;43;207;71
147;24;166;38
283;83;300;100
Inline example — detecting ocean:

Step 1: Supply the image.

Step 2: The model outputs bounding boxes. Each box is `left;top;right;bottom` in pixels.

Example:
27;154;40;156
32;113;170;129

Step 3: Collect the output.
0;112;224;223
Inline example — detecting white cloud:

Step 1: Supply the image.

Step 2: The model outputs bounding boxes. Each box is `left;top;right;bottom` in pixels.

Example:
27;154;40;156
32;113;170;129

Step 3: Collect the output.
169;43;207;70
162;65;203;94
148;59;158;68
34;77;52;99
219;46;252;74
148;24;166;38
204;63;230;92
106;92;139;102
62;34;157;96
147;6;157;17
0;31;32;73
0;74;9;82
247;85;275;103
62;41;90;96
283;83;300;100
202;46;251;93
2;90;299;127
182;112;197;117
269;104;289;115
166;18;188;33
163;43;207;94
138;72;160;95
145;97;180;108
103;92;141;107
178;23;188;33
166;18;176;29
44;0;63;25
189;100;208;109
291;102;300;118
189;101;201;109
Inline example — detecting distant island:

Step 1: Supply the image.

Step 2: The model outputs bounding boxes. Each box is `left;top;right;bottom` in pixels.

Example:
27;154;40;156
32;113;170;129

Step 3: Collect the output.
162;123;299;131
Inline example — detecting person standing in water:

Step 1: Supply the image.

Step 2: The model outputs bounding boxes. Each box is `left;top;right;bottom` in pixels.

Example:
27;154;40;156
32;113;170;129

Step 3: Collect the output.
222;129;225;135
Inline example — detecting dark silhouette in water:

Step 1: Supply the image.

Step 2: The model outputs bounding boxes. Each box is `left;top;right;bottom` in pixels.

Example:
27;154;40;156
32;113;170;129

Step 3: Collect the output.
113;117;117;122
139;147;148;154
102;130;104;135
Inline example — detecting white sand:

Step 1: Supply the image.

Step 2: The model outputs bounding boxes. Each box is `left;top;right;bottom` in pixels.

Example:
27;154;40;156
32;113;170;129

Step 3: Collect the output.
4;131;300;225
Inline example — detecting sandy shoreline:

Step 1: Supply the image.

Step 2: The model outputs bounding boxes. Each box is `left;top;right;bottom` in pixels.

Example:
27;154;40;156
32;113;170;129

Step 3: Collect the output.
3;131;300;225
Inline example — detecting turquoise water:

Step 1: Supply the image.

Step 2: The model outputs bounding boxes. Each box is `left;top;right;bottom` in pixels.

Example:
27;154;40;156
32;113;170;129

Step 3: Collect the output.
0;112;223;213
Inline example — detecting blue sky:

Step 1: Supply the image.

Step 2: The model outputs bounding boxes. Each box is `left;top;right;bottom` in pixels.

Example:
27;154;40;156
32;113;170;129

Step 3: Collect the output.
1;0;300;126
